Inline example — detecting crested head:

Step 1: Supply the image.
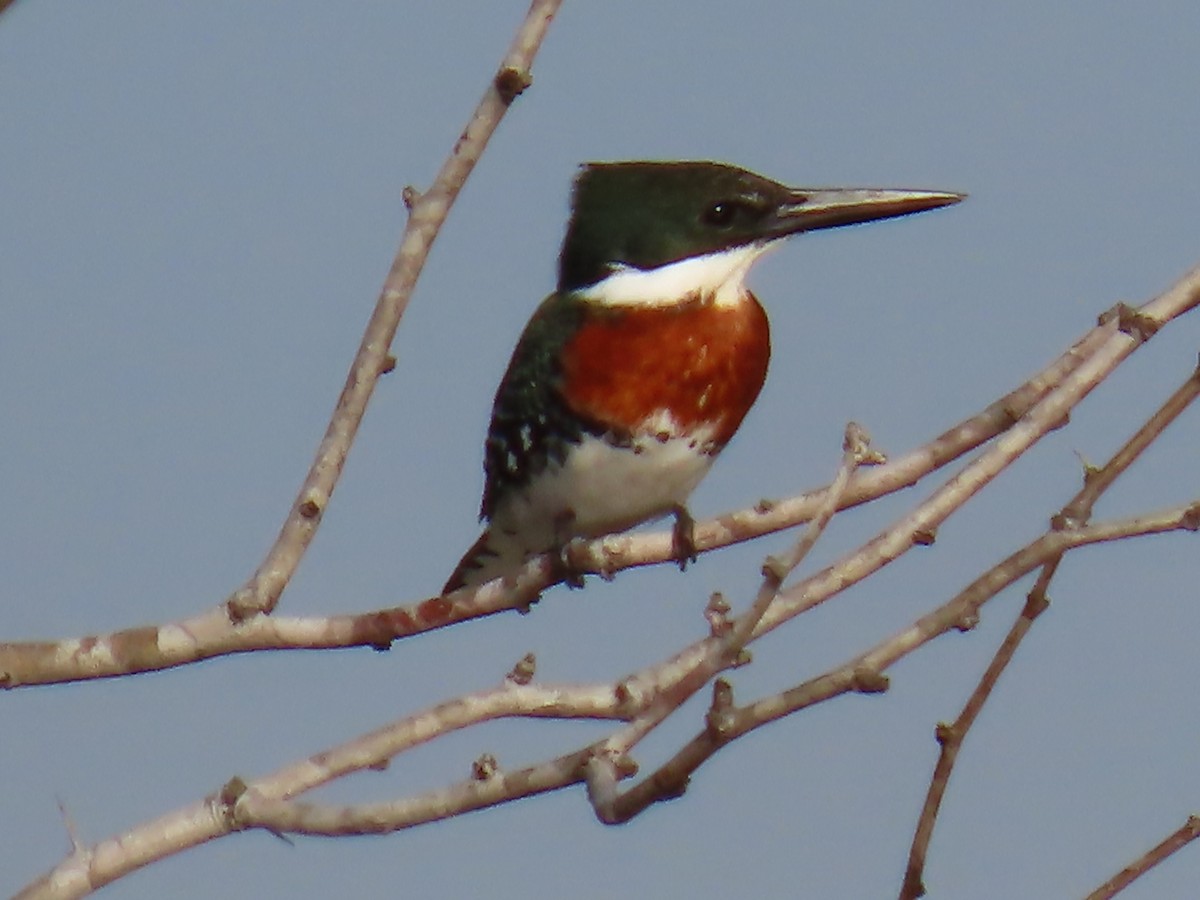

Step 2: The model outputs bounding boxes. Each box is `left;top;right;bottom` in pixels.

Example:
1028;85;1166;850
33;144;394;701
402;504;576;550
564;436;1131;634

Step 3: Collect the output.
556;160;964;304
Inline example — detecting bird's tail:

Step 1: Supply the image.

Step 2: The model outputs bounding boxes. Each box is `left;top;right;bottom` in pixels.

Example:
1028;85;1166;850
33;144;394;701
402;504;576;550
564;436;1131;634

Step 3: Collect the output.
443;527;534;594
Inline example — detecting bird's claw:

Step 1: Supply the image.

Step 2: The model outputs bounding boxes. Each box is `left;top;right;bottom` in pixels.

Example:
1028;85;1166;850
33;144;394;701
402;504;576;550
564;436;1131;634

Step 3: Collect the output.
670;505;698;572
554;539;588;589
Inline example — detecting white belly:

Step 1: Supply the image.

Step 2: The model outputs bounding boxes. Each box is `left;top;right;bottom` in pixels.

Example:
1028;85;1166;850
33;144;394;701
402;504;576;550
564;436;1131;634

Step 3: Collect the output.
491;425;716;549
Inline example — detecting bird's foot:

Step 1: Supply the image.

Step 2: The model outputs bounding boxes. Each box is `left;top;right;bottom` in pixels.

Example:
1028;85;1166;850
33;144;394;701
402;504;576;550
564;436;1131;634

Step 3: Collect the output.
670;504;699;572
553;539;589;589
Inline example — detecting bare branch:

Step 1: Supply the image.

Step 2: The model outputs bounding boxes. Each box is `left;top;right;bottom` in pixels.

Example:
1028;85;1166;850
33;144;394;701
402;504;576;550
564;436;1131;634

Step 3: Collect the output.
587;426;871;822
601;501;1198;824
6;264;1200;688
17;441;1198;894
224;0;562;621
899;593;1049;900
0;282;1159;688
900;357;1200;898
1084;815;1200;900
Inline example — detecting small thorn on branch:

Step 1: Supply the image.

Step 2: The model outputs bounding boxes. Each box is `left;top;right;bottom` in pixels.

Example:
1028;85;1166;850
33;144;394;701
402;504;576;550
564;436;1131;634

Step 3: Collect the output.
506;652;536;685
55;797;82;853
1075;450;1101;482
913;527;937;546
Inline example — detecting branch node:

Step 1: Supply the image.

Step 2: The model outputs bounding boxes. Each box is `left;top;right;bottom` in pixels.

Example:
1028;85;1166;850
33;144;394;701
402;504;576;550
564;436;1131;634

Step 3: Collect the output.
1099;302;1161;343
705;592;733;637
614;679;643;716
996;398;1023;427
955;610;980;632
401;184;422;210
761;555;788;587
1050;509;1085;530
934;721;956;745
380;353;397;375
844;421;886;465
851;667;890;694
1181;502;1200;532
505;652;536;685
494;66;533;104
472;753;499;781
755;497;776;514
912;527;937;546
1076;450;1102;482
225;588;262;623
298;493;324;520
614;753;639;778
217;776;248;827
1023;590;1050;619
705;678;737;739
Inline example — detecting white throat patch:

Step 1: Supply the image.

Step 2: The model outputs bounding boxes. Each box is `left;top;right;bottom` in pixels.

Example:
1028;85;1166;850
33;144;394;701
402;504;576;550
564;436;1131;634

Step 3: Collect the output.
577;242;777;309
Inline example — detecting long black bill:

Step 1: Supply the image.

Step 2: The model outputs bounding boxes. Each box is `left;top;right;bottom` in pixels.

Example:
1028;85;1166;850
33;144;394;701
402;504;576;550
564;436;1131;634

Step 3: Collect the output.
768;187;965;237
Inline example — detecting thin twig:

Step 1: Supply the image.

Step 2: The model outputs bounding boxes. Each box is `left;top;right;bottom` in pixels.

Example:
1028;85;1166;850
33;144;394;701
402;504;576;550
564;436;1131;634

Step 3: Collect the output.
12;2;565;896
225;0;561;620
601;501;1199;822
898;593;1048;900
899;359;1200;898
587;425;873;822
1084;815;1200;900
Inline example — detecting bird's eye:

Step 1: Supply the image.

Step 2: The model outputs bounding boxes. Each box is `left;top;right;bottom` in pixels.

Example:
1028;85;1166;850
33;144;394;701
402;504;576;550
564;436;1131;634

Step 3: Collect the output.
702;201;739;227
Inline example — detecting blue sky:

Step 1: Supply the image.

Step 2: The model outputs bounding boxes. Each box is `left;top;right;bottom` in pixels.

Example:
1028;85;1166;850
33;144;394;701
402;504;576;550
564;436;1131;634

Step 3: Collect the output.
3;2;1199;898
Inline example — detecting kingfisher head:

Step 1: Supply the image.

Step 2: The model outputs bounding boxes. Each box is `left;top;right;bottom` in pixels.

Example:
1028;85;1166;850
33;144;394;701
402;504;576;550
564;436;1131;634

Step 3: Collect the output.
558;160;963;306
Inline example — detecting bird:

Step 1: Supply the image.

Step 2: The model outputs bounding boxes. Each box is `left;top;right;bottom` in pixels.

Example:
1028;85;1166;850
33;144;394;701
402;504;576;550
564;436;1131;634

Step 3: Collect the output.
444;160;962;592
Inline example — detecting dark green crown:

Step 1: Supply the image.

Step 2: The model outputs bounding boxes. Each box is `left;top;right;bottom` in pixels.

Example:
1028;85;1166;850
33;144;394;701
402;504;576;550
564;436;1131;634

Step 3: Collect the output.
556;161;965;294
558;161;794;293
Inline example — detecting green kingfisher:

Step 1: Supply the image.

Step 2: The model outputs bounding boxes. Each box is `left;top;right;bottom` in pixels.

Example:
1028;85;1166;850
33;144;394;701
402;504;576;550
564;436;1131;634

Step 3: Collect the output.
444;161;962;592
